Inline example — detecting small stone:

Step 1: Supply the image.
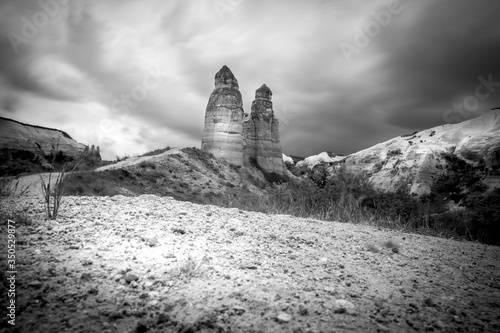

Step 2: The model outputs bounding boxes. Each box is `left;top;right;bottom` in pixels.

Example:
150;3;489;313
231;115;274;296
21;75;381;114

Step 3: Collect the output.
423;297;436;307
157;313;170;324
124;273;139;283
172;228;186;235
144;236;159;247
276;312;292;323
333;299;355;314
324;286;336;295
88;287;99;295
377;323;389;332
433;320;446;329
81;273;92;282
409;302;419;310
28;280;43;289
233;306;245;315
81;259;93;266
108;310;124;320
178;211;188;216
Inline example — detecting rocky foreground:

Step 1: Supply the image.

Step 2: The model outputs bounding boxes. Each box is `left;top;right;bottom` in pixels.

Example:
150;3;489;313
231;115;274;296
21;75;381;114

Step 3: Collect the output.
0;194;499;333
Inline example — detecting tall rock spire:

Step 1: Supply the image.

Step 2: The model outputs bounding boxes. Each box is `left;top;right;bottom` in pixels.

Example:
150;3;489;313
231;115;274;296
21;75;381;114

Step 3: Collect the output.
201;65;245;165
242;84;284;176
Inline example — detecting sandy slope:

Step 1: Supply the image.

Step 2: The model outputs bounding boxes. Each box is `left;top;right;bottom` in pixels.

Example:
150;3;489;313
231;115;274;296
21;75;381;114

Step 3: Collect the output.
1;193;499;333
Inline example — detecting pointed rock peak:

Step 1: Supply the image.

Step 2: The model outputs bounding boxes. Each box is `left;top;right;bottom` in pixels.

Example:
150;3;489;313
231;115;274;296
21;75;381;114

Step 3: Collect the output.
256;84;272;100
215;65;239;89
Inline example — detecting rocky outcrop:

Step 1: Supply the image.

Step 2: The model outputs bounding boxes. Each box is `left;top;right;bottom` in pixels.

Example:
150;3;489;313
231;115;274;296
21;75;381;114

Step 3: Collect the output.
201;66;245;165
242;84;284;176
0;116;88;159
201;67;285;176
296;151;345;169
299;109;500;196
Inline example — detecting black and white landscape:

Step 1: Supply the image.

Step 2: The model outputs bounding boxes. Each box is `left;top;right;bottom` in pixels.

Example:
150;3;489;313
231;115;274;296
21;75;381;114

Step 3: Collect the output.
1;1;500;332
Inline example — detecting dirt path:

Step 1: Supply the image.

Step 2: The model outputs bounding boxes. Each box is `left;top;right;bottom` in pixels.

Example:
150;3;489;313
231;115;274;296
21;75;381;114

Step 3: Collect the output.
0;194;499;333
5;173;60;198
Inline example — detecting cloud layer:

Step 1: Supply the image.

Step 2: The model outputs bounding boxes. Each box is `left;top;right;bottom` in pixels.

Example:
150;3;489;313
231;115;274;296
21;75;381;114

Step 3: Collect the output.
1;0;499;159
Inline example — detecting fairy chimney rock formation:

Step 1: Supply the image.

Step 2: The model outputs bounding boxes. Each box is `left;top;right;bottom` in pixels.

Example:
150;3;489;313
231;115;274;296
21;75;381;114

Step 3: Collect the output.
242;84;284;176
201;65;245;165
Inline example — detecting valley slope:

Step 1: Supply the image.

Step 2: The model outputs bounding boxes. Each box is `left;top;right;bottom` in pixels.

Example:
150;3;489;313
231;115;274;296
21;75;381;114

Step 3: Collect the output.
297;109;500;196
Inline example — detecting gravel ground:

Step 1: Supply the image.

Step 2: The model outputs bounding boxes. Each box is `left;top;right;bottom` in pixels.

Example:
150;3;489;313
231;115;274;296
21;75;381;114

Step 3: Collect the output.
0;193;499;333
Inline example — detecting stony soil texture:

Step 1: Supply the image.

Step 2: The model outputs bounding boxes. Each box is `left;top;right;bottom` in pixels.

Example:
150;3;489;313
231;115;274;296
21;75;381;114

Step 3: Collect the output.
1;194;499;333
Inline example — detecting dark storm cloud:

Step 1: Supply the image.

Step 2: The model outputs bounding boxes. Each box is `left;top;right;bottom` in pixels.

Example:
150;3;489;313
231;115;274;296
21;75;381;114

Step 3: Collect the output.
371;0;500;129
1;0;499;159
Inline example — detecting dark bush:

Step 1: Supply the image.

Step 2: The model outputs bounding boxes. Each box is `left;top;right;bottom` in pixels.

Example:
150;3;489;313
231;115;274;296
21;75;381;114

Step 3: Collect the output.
140;146;171;157
138;160;156;169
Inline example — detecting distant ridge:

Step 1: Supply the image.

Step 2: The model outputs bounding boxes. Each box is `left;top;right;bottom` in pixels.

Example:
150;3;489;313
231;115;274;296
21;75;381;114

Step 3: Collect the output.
0;116;72;139
297;109;500;195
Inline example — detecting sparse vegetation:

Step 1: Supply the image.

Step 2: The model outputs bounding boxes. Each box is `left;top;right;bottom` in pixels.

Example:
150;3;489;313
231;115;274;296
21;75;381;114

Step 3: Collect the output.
174;255;205;281
248;156;286;184
140;146;171;157
116;154;130;162
424;152;499;244
0;177;30;197
57;146;500;245
138;160;156;169
0;144;103;176
39;158;78;220
387;148;402;157
0;209;34;226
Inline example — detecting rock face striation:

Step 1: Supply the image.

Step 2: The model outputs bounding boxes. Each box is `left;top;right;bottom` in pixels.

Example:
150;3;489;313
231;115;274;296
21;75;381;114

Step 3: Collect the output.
242;84;284;175
201;66;245;166
0;116;100;175
201;66;284;176
0;116;87;158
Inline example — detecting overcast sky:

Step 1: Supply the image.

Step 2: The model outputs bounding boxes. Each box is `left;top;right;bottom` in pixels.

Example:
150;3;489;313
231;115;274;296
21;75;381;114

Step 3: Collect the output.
1;0;499;160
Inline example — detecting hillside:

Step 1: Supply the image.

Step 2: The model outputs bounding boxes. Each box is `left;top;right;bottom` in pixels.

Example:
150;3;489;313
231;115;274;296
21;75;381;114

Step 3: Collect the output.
59;147;270;204
296;109;500;196
0;117;86;158
0;117;99;176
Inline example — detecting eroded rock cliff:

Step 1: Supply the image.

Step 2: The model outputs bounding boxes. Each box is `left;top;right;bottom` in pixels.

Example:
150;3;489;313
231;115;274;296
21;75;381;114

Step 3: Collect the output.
299;109;500;196
0;116;87;159
201;66;245;165
242;84;284;176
